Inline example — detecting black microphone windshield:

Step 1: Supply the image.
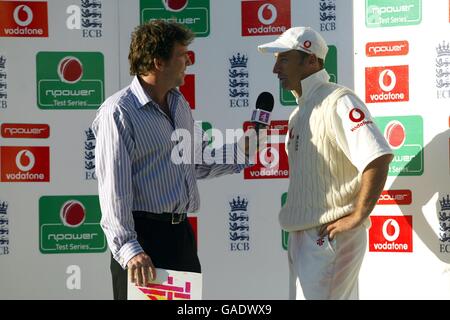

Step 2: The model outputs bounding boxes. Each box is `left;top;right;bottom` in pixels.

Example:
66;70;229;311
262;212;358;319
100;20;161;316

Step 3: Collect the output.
255;91;274;112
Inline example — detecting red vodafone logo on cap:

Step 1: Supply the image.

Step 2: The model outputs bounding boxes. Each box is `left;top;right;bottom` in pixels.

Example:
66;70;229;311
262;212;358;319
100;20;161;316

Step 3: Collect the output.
162;0;189;12
241;0;291;37
60;200;86;228
0;146;49;182
0;1;48;37
58;57;83;84
365;65;409;103
369;216;412;252
384;120;406;149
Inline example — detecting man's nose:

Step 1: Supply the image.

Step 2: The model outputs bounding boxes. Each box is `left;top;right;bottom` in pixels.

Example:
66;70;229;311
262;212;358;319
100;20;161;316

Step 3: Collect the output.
272;62;279;74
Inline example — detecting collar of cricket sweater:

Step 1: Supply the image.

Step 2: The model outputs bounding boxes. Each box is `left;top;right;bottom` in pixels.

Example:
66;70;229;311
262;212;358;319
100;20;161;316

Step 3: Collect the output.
294;68;330;105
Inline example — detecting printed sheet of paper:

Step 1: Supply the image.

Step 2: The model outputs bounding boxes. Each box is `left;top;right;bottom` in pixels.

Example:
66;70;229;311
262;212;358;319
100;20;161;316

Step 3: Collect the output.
127;268;202;300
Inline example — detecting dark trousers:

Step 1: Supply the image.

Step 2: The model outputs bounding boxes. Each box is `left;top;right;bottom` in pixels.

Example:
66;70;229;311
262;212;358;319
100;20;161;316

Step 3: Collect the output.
110;213;201;300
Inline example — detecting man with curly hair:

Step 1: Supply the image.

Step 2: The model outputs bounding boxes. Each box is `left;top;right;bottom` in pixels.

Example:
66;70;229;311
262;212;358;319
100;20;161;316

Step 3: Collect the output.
92;20;250;300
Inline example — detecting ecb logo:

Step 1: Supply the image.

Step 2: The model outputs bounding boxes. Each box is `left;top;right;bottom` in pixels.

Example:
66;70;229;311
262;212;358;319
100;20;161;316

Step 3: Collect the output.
228;196;250;252
66;0;103;38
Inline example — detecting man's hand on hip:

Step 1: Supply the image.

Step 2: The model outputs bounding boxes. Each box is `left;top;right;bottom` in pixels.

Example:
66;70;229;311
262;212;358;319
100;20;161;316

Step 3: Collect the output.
127;252;156;287
318;212;365;240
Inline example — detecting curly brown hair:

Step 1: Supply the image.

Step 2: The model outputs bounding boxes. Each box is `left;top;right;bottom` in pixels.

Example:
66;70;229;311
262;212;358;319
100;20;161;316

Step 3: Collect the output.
128;20;194;76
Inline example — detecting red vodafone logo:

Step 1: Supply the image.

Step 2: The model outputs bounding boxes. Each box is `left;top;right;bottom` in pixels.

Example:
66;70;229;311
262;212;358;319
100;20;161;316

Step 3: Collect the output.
303;40;311;48
60;200;86;228
348;108;365;122
365;65;409;103
382;219;400;242
384;120;406;149
369;216;413;252
258;3;277;25
162;0;189;12
16;149;35;172
0;1;48;37
58;57;83;84
241;0;291;37
13;5;33;26
0;146;49;182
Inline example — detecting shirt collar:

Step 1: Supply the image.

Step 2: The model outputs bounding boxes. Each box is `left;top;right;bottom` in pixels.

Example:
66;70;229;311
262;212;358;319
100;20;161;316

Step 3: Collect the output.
130;75;182;109
294;68;330;104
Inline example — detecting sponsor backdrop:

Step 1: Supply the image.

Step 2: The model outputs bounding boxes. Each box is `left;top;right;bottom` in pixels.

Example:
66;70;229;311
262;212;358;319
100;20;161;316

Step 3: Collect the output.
0;0;448;299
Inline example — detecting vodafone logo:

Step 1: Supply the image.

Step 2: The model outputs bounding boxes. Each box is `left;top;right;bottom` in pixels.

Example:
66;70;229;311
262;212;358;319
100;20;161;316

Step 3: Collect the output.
348;108;365;122
58;57;83;84
257;3;277;25
384;120;406;149
349;107;373;132
0;1;48;37
303;40;311;48
15;149;35;172
365;65;409;103
60;200;86;228
13;5;33;26
243;120;289;179
259;146;279;169
369;216;412;252
162;0;188;12
0;146;49;182
382;219;400;242
379;69;396;92
241;0;291;37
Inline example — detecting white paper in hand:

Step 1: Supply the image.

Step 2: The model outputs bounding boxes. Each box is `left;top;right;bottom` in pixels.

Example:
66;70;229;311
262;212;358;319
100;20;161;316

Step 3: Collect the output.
127;268;202;300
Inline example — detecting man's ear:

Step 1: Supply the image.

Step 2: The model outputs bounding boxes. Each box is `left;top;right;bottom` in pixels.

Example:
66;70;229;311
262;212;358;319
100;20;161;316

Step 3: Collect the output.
308;54;318;66
153;57;165;71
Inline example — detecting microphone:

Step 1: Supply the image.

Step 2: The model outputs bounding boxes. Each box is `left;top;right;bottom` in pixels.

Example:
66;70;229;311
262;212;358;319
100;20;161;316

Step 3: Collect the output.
251;91;274;132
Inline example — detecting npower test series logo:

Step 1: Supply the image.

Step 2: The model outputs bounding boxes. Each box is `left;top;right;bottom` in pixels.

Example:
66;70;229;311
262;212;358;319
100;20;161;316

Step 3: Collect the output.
39;195;106;254
0;1;48;37
365;65;409;103
369;216;413;252
375;115;423;176
140;0;210;37
366;0;421;28
0;146;49;182
36;52;104;109
241;0;291;37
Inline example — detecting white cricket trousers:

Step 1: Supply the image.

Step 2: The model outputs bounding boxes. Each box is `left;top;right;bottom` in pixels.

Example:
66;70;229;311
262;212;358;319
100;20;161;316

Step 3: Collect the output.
288;224;367;300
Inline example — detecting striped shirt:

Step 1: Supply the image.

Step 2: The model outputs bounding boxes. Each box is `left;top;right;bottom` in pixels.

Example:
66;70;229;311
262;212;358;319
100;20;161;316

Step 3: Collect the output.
92;76;245;268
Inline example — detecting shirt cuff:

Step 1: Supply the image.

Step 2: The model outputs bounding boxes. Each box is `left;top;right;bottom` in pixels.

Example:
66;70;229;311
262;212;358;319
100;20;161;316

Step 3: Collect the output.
116;239;144;269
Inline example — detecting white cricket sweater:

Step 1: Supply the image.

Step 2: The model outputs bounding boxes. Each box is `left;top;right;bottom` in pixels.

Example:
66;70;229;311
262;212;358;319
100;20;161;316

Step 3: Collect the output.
279;69;392;231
